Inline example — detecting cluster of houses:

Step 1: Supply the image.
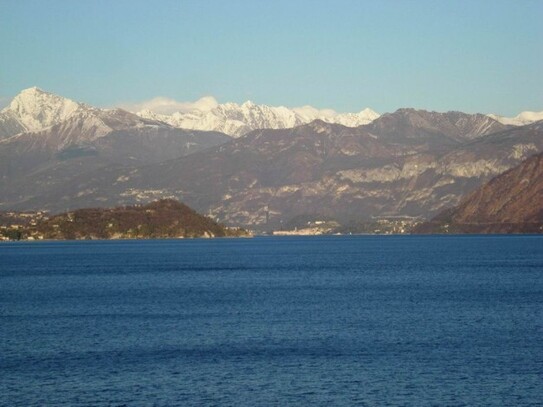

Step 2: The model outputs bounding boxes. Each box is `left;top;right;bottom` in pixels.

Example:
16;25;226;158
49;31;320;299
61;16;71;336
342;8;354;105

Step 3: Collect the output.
0;211;49;241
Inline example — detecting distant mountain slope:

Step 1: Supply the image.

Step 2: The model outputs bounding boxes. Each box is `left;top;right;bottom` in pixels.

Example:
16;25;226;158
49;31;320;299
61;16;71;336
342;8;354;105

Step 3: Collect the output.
366;108;509;149
414;152;543;234
0;107;229;166
10;112;540;230
137;101;380;137
31;199;247;239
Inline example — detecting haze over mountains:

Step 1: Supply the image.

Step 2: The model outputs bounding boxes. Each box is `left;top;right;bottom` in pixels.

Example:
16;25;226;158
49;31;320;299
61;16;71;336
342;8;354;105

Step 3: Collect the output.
1;87;542;230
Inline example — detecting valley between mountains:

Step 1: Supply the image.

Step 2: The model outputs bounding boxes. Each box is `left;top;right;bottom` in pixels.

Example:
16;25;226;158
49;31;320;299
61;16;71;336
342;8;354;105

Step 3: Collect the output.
1;87;542;232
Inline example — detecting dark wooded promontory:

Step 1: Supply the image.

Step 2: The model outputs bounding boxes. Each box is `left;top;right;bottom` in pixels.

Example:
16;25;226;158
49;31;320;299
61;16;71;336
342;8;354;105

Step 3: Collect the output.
31;199;249;240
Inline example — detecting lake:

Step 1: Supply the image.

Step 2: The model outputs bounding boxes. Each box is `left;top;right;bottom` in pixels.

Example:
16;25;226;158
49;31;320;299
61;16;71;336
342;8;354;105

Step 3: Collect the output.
1;236;542;405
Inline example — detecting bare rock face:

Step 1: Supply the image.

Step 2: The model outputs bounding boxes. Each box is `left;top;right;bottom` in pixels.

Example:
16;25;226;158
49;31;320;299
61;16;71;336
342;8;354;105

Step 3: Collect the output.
415;152;543;234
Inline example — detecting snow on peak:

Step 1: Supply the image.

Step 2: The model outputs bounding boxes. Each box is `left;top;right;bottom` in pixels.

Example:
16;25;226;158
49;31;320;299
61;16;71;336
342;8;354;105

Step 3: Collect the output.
136;100;380;137
20;86;43;94
4;87;85;132
360;108;380;118
487;111;543;126
0;87;164;142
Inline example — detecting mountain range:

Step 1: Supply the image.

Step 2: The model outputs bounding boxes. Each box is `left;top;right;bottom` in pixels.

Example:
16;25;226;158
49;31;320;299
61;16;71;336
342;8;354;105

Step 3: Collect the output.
4;87;541;139
1;87;542;231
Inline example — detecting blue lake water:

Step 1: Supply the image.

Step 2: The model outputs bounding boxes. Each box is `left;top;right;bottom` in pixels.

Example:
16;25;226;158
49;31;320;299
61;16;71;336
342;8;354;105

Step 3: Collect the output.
1;235;542;406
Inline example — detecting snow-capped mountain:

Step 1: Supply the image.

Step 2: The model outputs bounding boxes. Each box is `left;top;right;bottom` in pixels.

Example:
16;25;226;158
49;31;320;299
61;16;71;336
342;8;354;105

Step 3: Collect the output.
137;101;380;137
0;87;87;138
0;87;380;140
487;111;543;126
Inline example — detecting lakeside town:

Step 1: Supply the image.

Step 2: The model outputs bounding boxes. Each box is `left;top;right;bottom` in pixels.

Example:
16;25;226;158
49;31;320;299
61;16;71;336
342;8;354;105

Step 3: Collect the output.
0;210;50;241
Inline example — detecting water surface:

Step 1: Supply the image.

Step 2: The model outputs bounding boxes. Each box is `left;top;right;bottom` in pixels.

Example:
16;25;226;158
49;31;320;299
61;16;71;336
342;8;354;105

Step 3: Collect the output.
1;236;542;405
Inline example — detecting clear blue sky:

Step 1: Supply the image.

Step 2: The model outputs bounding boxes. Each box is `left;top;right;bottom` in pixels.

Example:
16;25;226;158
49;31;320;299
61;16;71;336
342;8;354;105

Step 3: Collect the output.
1;0;541;115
